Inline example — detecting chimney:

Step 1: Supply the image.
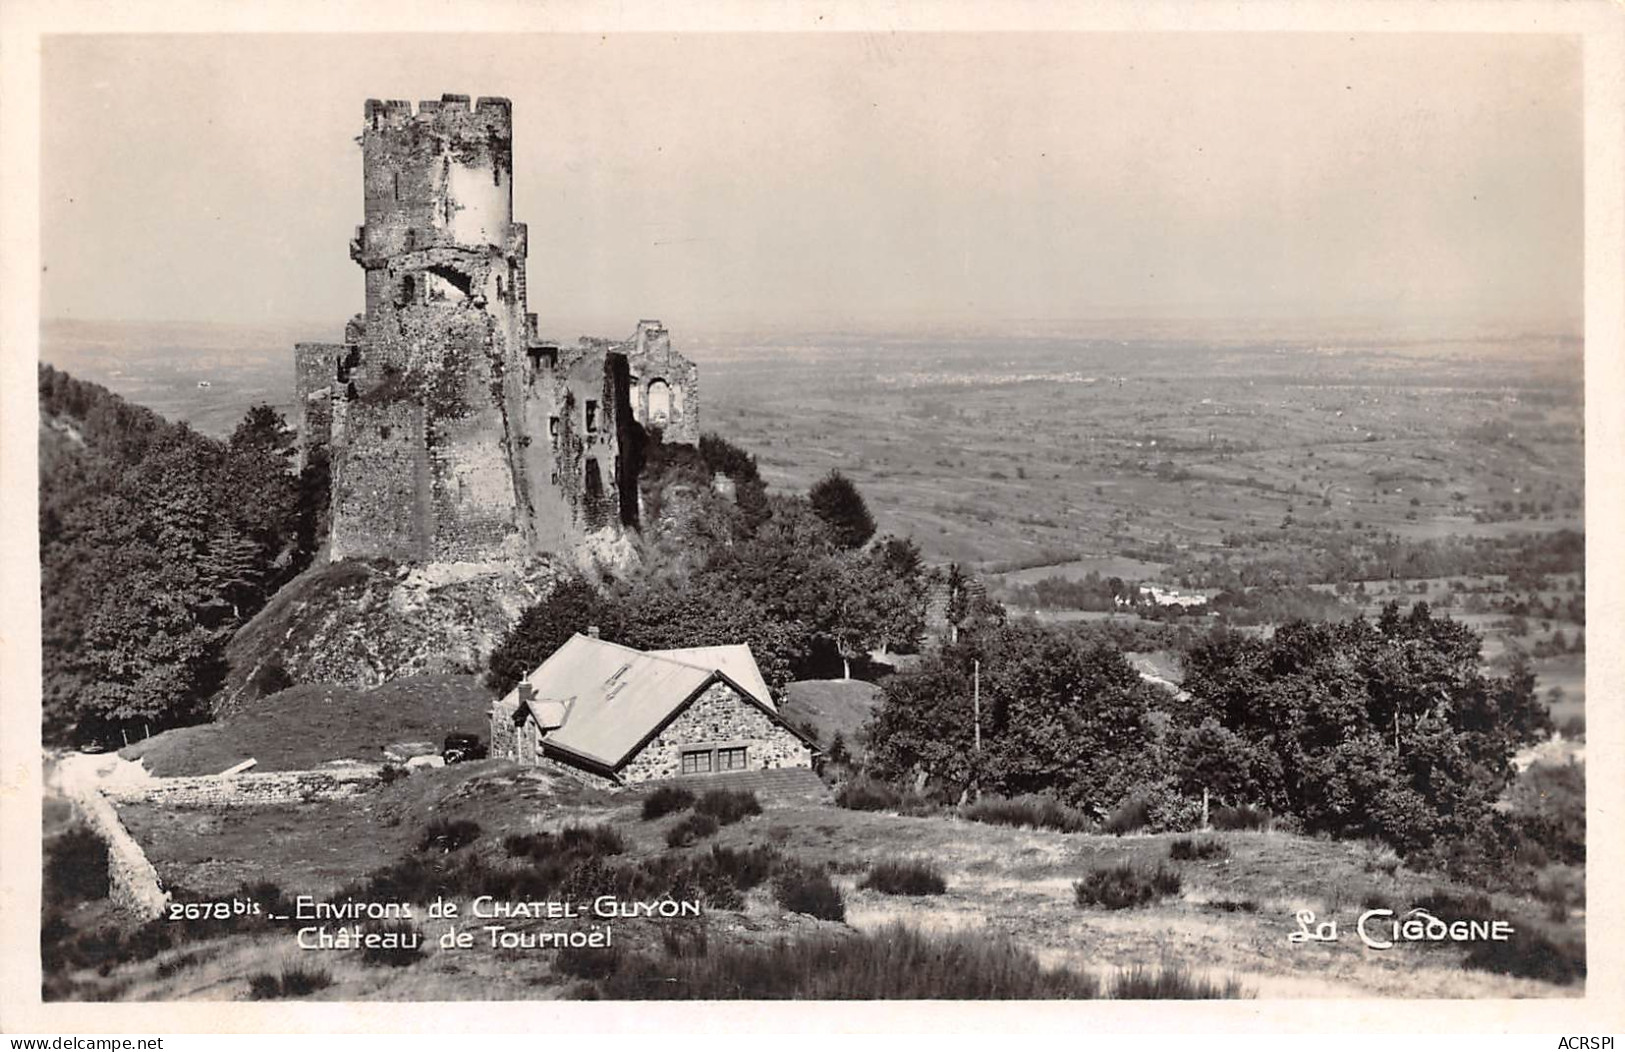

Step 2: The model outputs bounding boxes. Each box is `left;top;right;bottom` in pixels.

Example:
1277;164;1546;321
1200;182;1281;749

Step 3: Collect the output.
518;683;536;706
587;625;600;639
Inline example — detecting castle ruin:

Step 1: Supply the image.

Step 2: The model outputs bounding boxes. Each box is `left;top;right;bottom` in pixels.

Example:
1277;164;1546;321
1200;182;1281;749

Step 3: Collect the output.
295;95;699;564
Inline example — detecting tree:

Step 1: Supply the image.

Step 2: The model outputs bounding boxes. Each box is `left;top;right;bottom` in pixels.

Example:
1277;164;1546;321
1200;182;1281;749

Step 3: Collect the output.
1178;602;1549;855
866;623;1158;808
486;577;611;695
808;470;876;549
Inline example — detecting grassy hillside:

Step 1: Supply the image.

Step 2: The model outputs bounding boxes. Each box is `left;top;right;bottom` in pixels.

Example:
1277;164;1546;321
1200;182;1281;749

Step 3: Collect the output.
120;675;494;777
779;679;883;753
88;769;1584;1001
216;556;559;715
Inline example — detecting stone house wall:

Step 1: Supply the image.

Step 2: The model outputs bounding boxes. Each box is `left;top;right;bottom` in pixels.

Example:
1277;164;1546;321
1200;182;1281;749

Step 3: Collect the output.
617;680;812;784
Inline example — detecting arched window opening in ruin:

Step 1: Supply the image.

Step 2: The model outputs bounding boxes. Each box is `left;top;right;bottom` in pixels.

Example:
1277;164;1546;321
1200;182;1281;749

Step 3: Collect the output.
585;400;599;434
585;458;603;499
647;379;672;424
496;275;504;299
396;275;415;307
426;264;474;301
392;172;400;200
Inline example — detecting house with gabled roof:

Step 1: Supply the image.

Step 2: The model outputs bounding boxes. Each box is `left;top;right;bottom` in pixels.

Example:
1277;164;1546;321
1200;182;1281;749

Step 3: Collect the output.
489;633;816;786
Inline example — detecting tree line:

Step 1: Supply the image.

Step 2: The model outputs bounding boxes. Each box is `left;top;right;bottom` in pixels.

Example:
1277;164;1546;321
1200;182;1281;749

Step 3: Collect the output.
39;365;321;744
864;599;1557;872
488;439;940;696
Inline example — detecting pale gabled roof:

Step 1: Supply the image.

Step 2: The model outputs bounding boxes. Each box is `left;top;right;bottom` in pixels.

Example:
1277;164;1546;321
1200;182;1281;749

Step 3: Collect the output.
648;644;774;711
500;634;783;772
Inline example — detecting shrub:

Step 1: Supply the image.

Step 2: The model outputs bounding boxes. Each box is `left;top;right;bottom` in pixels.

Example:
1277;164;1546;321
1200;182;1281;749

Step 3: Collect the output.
774;863;846;921
861;860;947;896
642;785;696;821
44;826;111;907
701;844;780;891
1104;794;1153;836
419;818;481;854
556;944;622;981
246;965;333;999
359;921;423;968
695;789;762;826
504;824;625;862
666;813;721;848
1415;888;1495;925
1463;926;1585;985
963;794;1092;834
575;923;1103;1000
1109;963;1251;999
835;775;902;812
1168;837;1228;862
1201;899;1260;914
1210;805;1270;832
379;764;409;785
1074;862;1183;910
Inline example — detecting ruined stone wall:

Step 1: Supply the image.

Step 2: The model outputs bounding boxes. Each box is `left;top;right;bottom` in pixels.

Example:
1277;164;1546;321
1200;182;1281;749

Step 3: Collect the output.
104;767;383;808
617;680;812;784
624;320;700;446
330;399;430;561
511;343;636;552
65;786;168;920
301;95;647;566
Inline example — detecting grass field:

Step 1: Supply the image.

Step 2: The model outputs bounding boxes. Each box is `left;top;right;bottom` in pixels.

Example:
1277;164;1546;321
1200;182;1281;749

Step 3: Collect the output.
119;675;494;777
88;765;1583;1001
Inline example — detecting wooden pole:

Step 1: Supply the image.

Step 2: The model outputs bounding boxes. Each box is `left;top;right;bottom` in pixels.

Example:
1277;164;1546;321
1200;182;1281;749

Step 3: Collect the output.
973;660;981;753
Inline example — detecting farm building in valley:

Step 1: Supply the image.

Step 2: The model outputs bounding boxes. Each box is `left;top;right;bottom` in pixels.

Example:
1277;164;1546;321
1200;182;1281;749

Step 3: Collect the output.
490;634;816;786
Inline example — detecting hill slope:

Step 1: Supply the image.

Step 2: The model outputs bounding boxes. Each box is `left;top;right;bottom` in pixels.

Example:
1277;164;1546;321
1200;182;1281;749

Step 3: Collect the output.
216;557;561;714
122;674;494;776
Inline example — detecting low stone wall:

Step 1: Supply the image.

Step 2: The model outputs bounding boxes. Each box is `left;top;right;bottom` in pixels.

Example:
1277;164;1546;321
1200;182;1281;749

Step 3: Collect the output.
61;784;169;921
104;766;384;808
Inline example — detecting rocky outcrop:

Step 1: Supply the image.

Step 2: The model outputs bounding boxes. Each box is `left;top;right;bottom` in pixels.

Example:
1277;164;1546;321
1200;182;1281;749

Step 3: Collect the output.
217;556;561;715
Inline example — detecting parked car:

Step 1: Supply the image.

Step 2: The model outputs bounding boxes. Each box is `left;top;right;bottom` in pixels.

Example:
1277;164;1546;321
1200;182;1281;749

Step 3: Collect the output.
442;733;488;764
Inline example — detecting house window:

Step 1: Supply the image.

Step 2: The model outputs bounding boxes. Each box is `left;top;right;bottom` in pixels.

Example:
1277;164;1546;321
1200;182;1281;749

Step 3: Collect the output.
548;415;559;437
718;746;748;772
584;459;603;499
680;749;713;775
585;400;599;433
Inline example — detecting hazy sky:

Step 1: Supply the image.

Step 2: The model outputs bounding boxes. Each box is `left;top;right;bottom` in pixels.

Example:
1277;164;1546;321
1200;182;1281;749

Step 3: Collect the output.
41;32;1582;334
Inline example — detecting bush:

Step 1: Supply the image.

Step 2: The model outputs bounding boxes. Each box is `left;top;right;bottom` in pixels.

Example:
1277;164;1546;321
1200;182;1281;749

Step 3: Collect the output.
1109;963;1251;999
504;824;626;862
1210;805;1270;832
836;775;903;812
861;860;947;896
1168;837;1228;862
1201;899;1260;914
575;923;1103;999
1074;862;1183;910
642;786;696;821
1104;794;1153;835
701;844;780;891
359;921;423;968
246;965;333;999
666;813;721;848
556;944;622;981
419;818;481;854
44;826;111;907
774;863;846;921
1463;926;1585;985
379;764;409;785
963;794;1093;834
695;789;762;826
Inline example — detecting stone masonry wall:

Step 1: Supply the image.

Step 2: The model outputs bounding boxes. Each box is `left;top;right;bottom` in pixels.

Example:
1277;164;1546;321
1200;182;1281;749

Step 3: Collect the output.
330;399;430;561
617;680;812;784
104;767;383;808
65;786;169;921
